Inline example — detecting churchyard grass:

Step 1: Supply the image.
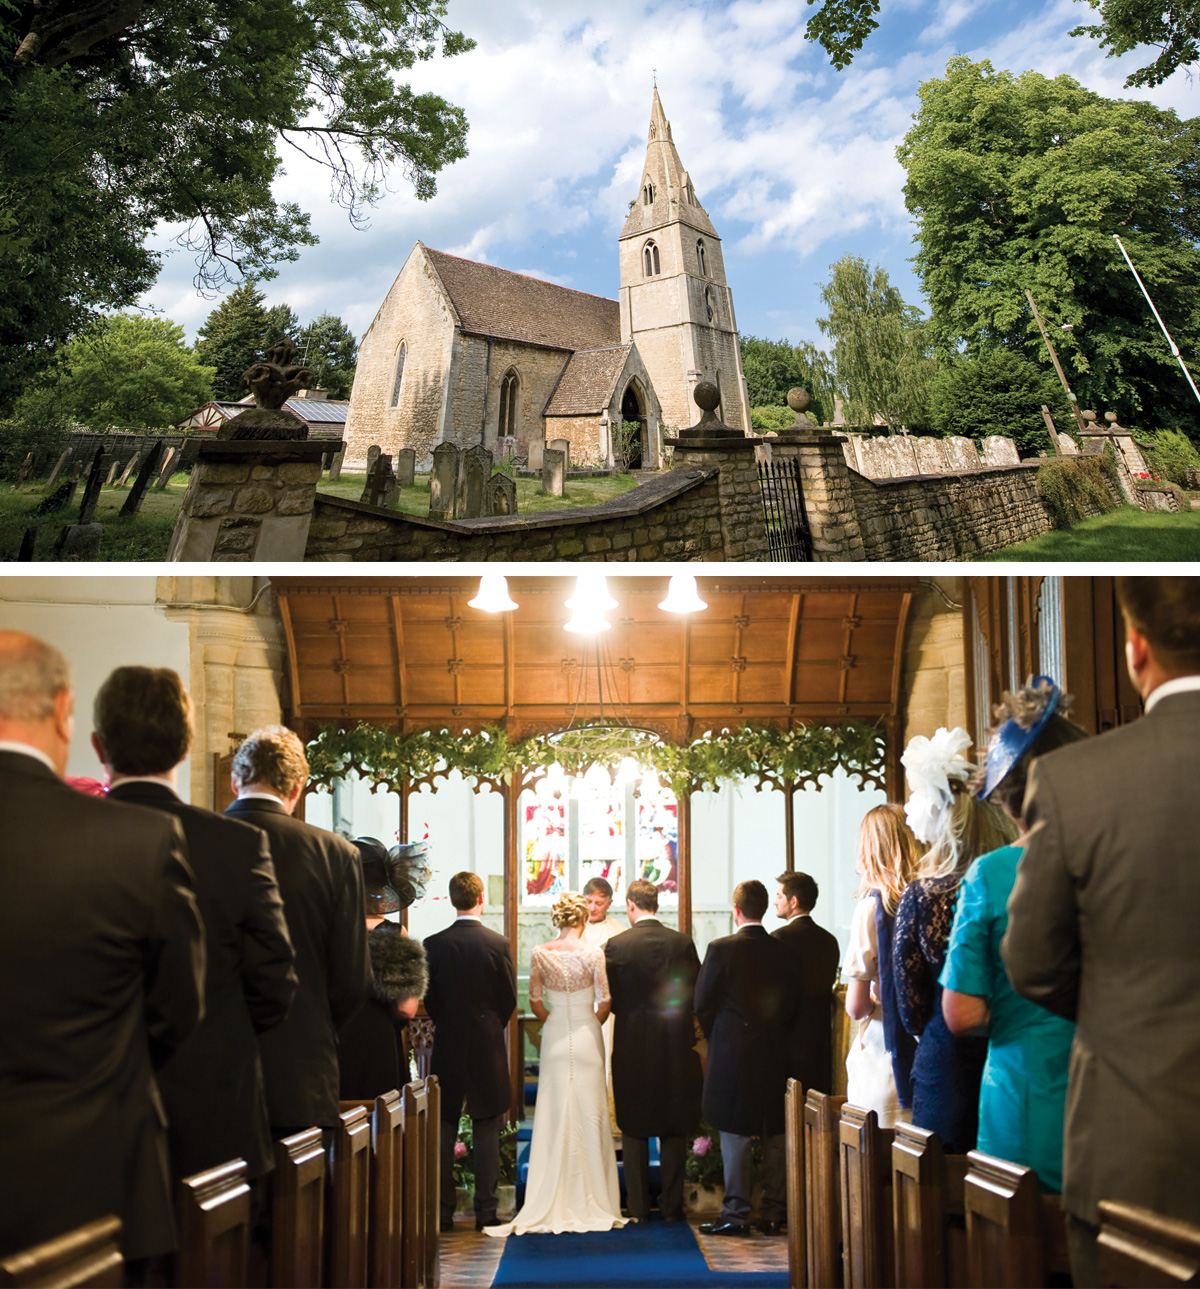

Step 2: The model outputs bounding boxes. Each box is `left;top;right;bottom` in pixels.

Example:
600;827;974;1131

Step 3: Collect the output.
0;473;190;561
981;503;1200;561
317;470;641;515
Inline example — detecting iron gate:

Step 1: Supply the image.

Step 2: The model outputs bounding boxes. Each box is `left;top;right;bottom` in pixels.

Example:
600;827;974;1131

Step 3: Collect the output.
757;455;814;562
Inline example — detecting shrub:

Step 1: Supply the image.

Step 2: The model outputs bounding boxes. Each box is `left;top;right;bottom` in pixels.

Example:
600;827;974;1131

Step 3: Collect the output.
929;349;1068;454
0;418;72;480
1037;450;1121;528
750;405;798;433
1142;429;1200;487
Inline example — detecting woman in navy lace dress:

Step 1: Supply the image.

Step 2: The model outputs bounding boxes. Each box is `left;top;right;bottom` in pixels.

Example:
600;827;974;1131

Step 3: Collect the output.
893;730;1017;1152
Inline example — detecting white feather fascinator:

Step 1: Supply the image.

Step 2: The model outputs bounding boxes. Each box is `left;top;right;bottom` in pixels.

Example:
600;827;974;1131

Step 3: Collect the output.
901;726;976;844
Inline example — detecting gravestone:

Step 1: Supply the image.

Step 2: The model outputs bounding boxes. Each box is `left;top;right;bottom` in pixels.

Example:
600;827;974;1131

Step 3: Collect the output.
42;449;72;493
486;471;518;516
120;441;166;517
527;439;545;471
117;452;140;487
366;445;381;479
914;438;948;475
36;475;77;514
542;448;565;497
327;442;346;481
1058;434;1080;456
383;456;401;508
549;438;570;473
361;454;395;508
104;460;120;485
981;436;1020;467
154;446;179;489
15;453;35;485
458;444;493;518
429;442;460;518
17;528;36;561
78;447;110;524
396;448;416;487
944;436;982;472
53;523;103;560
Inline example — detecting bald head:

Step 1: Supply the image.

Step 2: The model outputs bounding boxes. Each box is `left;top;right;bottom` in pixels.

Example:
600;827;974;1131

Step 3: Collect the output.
0;631;74;775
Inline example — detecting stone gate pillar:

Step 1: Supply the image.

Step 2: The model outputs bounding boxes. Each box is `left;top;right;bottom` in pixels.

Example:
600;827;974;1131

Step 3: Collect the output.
666;382;769;561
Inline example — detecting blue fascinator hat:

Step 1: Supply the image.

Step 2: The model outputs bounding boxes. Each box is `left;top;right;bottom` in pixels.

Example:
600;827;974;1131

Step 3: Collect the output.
976;675;1062;800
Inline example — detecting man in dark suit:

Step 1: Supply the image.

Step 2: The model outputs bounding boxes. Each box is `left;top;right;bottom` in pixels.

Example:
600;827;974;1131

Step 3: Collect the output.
423;871;517;1232
1004;577;1200;1287
225;726;370;1140
94;666;297;1185
772;871;840;1095
695;879;798;1237
0;632;204;1265
604;878;702;1223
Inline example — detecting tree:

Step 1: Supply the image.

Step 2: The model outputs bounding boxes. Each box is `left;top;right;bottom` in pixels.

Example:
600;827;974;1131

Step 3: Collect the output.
739;335;837;424
300;314;359;400
928;348;1071;453
897;58;1200;431
26;314;215;428
1071;0;1200;86
263;304;302;349
817;255;936;430
0;0;473;401
195;285;272;401
803;0;881;70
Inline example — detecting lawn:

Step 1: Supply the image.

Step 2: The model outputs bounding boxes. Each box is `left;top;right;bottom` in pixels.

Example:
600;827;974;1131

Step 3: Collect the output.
0;468;642;561
982;503;1200;561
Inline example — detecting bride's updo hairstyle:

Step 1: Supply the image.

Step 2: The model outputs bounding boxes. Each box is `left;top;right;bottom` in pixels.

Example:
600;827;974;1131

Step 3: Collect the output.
550;891;588;930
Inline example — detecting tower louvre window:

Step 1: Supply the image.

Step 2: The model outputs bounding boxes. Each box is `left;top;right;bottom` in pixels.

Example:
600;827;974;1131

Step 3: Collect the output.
697;240;707;277
643;180;655;205
643;241;661;277
705;286;714;322
498;370;519;437
389;342;407;408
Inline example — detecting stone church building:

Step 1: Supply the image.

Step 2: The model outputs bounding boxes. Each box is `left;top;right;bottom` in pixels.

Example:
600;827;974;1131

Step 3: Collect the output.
343;91;752;471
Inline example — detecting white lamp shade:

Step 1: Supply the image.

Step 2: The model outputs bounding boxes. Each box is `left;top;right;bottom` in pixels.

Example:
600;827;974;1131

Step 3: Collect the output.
658;574;707;614
468;574;518;612
564;604;612;634
565;571;619;612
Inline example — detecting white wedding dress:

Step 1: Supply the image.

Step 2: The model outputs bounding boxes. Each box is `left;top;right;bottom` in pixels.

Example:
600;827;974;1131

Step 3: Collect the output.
486;942;626;1235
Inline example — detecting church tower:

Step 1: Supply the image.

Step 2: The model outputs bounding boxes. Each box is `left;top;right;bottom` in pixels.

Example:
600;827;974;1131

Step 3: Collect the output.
619;90;752;434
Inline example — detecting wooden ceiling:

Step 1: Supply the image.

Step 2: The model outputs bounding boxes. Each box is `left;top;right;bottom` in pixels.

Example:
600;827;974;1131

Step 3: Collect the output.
271;576;918;744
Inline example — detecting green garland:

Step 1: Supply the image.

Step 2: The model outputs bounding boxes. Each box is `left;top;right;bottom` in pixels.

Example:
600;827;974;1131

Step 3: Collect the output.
306;720;887;797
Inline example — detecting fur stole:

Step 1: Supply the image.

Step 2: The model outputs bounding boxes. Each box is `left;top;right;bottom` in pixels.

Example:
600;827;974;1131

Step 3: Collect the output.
368;922;429;1004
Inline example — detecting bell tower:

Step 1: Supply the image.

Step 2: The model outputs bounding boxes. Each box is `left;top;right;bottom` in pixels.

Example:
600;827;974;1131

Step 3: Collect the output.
618;89;751;434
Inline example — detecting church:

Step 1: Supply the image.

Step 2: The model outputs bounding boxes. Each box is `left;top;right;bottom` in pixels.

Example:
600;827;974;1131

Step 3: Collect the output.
342;91;753;472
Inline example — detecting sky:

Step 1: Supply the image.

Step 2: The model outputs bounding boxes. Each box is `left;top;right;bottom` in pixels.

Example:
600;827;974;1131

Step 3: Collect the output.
141;0;1199;352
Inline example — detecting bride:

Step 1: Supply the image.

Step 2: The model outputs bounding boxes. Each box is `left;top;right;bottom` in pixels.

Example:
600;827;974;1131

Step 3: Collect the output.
486;891;627;1235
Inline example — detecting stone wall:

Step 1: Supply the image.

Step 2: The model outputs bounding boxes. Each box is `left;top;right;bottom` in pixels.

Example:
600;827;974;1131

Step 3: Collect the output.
304;468;729;561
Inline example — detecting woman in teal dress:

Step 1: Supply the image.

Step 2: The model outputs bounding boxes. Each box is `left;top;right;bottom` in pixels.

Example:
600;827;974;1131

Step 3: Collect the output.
939;677;1088;1192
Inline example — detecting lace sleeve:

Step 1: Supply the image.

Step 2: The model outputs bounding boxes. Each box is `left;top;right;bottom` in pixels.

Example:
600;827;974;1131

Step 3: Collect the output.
894;881;934;1037
529;946;544;1006
592;947;610;1004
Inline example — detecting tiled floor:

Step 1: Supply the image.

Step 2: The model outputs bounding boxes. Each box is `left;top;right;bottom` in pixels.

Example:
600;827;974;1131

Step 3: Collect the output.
438;1217;789;1286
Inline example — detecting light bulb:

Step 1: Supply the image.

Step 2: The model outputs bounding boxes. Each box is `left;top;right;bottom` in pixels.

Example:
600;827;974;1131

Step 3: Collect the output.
565;571;618;611
468;574;518;612
564;605;612;634
615;756;641;785
658;574;707;614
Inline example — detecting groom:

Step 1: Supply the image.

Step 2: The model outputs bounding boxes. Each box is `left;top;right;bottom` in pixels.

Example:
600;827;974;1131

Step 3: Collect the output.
605;878;702;1222
423;872;517;1232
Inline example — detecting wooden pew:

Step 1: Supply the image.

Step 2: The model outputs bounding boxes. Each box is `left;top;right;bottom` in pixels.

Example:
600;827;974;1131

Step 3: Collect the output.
175;1158;251;1288
272;1128;325;1289
0;1215;123;1288
891;1123;968;1289
839;1104;894;1289
402;1080;432;1289
423;1077;441;1289
362;1092;404;1289
1097;1199;1200;1287
328;1105;371;1289
785;1079;807;1288
804;1089;845;1289
963;1151;1068;1288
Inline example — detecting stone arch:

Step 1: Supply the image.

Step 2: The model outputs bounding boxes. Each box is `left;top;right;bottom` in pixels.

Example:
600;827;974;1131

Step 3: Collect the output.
619;379;647;470
697;239;707;277
643;179;655;205
389;341;407;409
643;240;661;277
497;367;520;440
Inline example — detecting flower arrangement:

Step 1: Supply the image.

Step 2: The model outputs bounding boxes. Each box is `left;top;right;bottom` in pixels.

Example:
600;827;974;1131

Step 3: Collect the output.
684;1124;724;1186
451;1114;520;1192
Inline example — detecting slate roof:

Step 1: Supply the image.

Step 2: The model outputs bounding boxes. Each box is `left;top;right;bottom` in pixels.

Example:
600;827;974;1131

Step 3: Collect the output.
544;346;632;415
425;247;620;351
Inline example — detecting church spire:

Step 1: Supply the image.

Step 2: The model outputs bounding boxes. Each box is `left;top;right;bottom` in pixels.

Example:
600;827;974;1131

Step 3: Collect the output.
621;89;716;240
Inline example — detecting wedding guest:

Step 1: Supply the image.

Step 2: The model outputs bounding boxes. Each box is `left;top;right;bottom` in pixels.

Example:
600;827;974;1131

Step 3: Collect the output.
226;726;371;1141
337;837;428;1101
695;880;798;1237
842;803;922;1128
772;871;840;1095
424;872;517;1233
940;677;1086;1191
96;667;297;1185
0;632;203;1267
1004;577;1200;1285
893;727;1016;1152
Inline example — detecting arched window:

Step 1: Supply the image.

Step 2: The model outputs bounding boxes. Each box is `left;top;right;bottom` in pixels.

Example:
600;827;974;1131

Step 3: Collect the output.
643;180;655;205
643;240;660;277
498;369;519;438
697;239;707;277
389;342;407;408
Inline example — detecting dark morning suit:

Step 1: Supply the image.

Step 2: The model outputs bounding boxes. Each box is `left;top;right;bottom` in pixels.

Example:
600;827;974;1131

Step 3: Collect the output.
225;796;370;1133
109;781;296;1179
0;750;204;1261
605;916;702;1221
695;924;799;1223
1003;687;1200;1283
423;917;517;1225
772;912;840;1095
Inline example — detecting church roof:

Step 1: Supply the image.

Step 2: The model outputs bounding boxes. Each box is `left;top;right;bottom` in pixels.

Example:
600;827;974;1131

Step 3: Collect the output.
544;345;633;415
620;89;718;241
424;248;620;351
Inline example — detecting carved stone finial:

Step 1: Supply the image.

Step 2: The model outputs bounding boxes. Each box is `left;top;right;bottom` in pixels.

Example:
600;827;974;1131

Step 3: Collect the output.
219;334;314;440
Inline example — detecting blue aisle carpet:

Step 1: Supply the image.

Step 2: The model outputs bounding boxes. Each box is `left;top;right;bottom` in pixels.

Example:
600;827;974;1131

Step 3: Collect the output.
491;1221;788;1287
